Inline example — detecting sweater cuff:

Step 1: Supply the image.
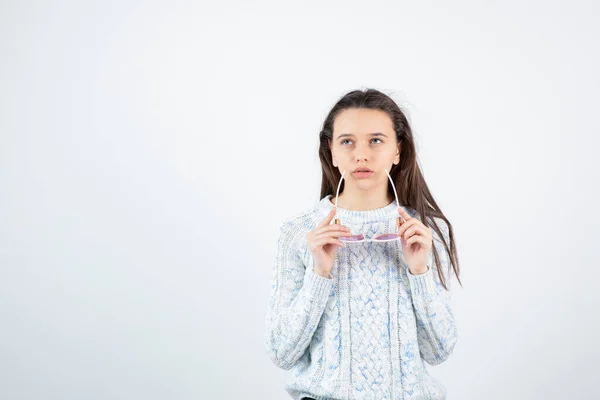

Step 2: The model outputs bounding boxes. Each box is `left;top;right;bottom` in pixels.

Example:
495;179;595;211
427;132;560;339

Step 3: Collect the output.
407;266;437;299
304;267;334;299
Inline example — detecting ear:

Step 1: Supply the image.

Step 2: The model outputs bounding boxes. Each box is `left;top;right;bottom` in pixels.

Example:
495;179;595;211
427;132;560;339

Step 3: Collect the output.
394;143;401;164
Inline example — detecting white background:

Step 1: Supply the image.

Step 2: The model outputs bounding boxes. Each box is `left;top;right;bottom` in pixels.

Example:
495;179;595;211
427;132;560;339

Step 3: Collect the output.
1;0;599;399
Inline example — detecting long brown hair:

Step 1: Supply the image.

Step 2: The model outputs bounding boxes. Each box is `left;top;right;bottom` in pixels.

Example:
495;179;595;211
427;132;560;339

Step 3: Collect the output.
318;88;462;290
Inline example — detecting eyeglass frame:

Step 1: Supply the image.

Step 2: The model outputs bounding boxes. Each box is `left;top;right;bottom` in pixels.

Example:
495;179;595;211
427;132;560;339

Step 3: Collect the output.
332;168;407;244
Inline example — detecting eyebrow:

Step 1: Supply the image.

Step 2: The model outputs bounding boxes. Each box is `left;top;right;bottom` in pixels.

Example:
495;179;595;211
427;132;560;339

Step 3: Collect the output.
336;132;388;139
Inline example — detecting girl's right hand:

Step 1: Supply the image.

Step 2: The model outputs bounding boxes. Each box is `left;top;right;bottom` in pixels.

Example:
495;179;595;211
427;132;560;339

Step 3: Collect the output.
306;208;352;278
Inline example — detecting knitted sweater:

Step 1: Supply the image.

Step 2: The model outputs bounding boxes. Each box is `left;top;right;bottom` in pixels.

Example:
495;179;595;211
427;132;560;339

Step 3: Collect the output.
264;194;459;400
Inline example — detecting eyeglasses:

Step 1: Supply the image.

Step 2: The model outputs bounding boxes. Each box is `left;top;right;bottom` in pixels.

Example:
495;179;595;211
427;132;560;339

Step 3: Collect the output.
333;168;407;244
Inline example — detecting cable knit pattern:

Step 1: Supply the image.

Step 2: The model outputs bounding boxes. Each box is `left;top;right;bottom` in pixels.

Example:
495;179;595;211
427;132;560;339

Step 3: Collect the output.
265;195;458;400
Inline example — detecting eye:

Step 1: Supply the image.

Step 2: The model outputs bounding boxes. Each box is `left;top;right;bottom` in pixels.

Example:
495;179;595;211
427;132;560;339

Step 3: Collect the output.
340;138;383;145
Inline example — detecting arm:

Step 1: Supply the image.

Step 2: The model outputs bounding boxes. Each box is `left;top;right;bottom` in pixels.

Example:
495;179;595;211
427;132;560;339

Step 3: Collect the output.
407;218;459;366
264;220;334;370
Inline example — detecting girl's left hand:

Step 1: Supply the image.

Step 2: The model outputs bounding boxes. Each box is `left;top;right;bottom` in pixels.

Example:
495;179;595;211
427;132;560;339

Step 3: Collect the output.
397;207;432;274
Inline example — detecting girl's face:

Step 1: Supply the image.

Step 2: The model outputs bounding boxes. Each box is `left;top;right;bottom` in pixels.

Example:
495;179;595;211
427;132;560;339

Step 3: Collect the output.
329;108;400;188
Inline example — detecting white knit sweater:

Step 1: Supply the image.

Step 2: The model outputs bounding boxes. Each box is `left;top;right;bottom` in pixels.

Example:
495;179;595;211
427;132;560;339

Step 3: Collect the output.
264;194;459;400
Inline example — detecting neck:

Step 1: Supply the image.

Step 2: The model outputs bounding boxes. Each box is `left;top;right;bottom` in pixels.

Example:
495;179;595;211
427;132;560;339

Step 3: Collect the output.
333;187;394;211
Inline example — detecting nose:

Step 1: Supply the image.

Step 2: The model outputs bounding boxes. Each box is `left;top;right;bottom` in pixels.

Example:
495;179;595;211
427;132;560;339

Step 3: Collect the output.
353;142;370;162
354;149;368;162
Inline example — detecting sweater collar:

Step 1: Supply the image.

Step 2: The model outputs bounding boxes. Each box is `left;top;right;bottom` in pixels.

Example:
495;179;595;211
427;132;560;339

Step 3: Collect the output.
316;194;406;223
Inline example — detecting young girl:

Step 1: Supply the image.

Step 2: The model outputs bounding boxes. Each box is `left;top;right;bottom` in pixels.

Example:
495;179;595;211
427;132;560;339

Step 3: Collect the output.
265;88;462;400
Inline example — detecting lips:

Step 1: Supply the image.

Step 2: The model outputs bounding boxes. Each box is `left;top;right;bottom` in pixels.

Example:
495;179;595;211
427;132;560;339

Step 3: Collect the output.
352;170;374;179
353;168;373;173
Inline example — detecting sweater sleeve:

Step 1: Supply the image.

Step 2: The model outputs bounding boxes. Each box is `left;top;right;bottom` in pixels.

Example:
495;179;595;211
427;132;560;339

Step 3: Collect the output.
264;220;334;370
406;218;459;366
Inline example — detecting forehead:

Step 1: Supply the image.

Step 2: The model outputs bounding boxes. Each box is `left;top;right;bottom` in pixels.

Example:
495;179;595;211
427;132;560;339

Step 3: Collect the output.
333;108;394;138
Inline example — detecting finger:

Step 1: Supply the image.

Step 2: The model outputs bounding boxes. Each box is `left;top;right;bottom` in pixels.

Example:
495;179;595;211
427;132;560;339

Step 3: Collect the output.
400;225;428;241
398;207;411;223
406;234;428;247
317;225;351;235
316;230;353;240
317;208;337;228
397;218;419;238
316;237;345;248
308;226;350;246
322;224;350;233
315;225;352;237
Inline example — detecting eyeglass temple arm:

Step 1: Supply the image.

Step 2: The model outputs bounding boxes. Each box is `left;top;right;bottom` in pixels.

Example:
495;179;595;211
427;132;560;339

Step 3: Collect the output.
333;169;345;225
386;168;407;226
333;168;408;226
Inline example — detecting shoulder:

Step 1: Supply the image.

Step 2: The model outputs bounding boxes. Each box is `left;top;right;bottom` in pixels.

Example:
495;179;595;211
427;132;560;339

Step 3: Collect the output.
276;203;323;247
